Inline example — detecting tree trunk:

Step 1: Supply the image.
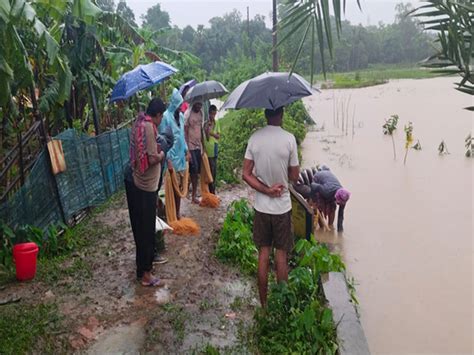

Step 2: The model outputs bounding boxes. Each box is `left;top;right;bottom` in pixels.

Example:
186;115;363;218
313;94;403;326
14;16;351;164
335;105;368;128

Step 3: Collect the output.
88;77;100;135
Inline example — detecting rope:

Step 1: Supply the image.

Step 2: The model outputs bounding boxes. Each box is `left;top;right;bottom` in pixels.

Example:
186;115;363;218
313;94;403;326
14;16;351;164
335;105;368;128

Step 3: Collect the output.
164;165;200;235
199;152;220;208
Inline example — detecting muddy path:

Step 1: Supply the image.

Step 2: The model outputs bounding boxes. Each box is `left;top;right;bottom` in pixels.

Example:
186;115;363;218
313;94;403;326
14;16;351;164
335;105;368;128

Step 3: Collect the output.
0;184;258;353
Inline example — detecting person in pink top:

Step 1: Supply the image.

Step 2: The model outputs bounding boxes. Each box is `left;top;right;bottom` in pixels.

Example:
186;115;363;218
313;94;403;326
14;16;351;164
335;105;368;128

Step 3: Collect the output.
180;86;190;113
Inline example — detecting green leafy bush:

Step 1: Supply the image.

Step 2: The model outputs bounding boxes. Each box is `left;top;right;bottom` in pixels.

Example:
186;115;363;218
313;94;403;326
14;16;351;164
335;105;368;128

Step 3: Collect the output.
217;101;309;183
215;199;257;275
216;199;346;354
253;238;345;354
0;222;79;269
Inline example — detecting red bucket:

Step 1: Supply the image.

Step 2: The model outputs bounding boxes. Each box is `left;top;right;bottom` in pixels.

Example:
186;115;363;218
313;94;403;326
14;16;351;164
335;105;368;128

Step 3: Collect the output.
13;242;39;281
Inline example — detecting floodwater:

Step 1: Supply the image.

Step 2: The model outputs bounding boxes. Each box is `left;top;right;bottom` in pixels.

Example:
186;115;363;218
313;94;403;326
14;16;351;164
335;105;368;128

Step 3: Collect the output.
302;77;473;354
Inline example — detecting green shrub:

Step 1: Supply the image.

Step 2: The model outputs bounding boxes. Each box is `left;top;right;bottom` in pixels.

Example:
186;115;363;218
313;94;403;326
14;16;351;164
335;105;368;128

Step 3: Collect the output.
0;222;80;269
216;199;347;354
215;199;257;275
253;238;345;354
217;101;309;183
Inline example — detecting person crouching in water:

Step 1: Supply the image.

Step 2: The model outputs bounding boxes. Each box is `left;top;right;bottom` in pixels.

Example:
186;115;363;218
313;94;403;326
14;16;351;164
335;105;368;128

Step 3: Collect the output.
204;105;220;194
310;166;350;232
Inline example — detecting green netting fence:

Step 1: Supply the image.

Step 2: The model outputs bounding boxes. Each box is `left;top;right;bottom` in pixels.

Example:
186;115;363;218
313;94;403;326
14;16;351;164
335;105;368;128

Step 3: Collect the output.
0;128;131;229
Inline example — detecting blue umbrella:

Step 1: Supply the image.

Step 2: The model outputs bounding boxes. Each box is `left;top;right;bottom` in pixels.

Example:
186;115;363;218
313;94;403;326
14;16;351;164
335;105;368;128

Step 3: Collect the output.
110;61;178;102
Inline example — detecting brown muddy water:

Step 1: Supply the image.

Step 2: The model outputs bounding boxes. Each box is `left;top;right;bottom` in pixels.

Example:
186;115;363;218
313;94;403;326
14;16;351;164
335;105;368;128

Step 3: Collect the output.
302;77;473;354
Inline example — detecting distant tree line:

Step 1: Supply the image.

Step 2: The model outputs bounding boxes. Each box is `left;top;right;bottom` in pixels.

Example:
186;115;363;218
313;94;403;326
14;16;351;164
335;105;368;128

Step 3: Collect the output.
136;2;433;83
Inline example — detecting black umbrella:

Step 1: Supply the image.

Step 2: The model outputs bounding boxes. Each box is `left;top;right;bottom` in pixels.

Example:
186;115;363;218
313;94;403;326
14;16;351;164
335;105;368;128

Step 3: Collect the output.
221;72;316;110
184;80;228;102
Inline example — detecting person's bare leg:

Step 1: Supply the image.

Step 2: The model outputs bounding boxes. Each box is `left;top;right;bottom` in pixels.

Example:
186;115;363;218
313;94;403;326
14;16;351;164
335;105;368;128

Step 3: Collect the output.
174;192;181;219
257;247;271;307
191;174;199;204
275;249;289;283
327;203;336;226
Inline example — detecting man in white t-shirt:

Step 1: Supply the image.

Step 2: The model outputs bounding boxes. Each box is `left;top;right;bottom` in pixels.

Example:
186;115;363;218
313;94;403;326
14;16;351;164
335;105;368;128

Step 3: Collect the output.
242;106;300;307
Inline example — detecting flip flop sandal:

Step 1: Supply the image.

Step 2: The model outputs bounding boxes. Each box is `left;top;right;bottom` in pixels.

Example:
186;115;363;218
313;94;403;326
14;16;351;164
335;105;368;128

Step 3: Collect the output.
141;278;162;287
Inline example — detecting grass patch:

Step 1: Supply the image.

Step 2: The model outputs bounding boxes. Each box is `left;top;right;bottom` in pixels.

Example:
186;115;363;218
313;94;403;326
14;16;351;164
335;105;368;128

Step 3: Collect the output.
37;256;93;285
162;303;187;343
0;303;65;353
215;199;257;275
199;298;219;311
314;65;443;89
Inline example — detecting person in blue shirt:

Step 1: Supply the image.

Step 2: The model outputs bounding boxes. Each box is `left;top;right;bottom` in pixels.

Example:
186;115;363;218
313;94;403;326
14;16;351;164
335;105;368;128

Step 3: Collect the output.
161;89;190;219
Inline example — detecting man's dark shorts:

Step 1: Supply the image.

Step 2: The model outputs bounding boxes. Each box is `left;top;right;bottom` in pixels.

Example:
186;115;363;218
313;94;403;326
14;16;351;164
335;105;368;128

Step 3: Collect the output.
189;149;202;175
253;210;294;252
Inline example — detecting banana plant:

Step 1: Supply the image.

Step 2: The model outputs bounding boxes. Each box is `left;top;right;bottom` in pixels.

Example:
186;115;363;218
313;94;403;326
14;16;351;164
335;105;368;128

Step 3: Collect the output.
382;114;399;160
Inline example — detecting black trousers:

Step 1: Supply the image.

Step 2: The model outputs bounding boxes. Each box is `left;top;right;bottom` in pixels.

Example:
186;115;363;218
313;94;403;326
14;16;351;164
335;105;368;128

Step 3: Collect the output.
208;156;217;194
125;179;157;279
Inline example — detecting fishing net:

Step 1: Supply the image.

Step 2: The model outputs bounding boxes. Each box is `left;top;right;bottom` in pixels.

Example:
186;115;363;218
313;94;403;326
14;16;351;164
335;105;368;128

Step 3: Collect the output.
199;152;220;208
0;128;130;229
164;167;200;236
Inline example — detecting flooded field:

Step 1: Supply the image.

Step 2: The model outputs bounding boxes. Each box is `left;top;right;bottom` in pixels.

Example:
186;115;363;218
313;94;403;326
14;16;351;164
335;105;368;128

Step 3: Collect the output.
302;77;473;354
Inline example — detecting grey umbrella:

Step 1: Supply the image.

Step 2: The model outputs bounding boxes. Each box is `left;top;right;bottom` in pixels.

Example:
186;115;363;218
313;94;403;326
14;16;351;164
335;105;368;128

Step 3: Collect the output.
184;80;228;102
221;72;316;110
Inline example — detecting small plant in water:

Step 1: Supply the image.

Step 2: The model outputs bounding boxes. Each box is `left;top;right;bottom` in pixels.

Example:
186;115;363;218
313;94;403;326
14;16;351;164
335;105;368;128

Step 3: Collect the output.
438;140;450;155
465;133;473;157
404;122;414;165
382;114;399;160
412;140;422;150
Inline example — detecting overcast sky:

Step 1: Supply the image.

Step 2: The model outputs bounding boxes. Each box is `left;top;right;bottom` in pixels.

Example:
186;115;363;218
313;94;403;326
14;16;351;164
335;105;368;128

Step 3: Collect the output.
125;0;423;28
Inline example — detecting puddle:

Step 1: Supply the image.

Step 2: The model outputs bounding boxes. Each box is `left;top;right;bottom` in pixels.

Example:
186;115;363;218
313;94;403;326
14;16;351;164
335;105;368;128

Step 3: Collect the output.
154;287;172;304
87;321;145;355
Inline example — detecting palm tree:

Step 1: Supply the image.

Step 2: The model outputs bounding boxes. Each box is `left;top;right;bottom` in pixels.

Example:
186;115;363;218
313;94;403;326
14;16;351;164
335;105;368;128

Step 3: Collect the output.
413;0;473;110
277;0;361;84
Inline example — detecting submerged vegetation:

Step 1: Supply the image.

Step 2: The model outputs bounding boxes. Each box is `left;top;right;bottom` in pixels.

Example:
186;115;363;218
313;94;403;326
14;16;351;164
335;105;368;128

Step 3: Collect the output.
465;134;473;157
383;114;399;160
403;122;414;165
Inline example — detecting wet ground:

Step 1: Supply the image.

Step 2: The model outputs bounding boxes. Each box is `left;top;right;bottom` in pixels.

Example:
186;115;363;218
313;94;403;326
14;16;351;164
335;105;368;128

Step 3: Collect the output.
302;77;473;354
0;184;258;353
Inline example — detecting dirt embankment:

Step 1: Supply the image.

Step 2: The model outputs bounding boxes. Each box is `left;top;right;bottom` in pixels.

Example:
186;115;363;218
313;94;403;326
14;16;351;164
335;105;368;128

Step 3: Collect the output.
1;184;258;353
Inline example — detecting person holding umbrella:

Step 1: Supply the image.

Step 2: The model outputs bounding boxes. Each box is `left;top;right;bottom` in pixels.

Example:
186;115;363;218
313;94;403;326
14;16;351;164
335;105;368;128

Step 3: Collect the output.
112;61;179;287
222;71;314;306
126;98;167;287
184;80;228;205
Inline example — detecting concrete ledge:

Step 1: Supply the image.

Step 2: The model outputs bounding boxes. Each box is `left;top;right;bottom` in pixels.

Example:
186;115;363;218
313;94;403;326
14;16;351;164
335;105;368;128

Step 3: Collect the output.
322;272;370;355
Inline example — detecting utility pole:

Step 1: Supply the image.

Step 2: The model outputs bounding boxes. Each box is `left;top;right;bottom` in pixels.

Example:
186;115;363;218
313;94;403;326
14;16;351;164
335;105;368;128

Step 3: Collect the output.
272;0;279;71
247;6;250;39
